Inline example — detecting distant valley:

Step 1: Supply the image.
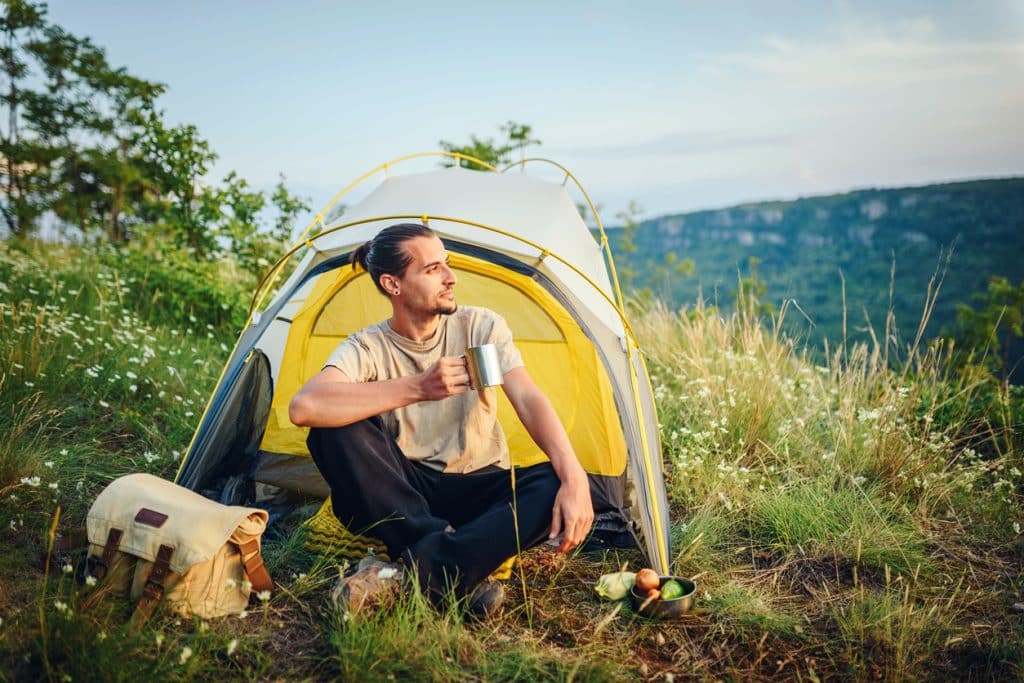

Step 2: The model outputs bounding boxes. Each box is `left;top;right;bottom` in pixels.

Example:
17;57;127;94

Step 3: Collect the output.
606;177;1024;358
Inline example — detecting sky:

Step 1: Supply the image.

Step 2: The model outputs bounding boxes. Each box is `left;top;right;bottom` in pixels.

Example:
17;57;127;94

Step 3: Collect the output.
44;1;1024;228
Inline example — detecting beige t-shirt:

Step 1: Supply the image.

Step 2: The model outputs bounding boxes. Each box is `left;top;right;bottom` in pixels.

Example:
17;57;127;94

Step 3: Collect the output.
324;306;524;473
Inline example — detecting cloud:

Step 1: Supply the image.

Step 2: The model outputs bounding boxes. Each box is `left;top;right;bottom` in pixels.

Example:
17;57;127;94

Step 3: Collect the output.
553;131;794;160
713;16;1024;88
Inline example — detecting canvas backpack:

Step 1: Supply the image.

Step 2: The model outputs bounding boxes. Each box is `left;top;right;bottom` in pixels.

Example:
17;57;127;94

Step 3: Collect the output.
85;472;272;626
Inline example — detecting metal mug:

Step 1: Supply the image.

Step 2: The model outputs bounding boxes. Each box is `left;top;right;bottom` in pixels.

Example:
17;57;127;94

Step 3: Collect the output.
465;344;503;389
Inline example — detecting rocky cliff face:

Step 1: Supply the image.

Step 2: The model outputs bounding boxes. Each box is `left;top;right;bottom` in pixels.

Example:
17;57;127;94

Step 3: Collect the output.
607;177;1024;349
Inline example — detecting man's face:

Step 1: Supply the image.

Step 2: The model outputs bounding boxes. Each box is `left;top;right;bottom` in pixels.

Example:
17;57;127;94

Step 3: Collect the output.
393;235;458;315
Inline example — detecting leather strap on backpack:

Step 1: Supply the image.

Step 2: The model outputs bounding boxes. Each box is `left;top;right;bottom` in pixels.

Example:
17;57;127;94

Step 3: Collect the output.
129;544;174;630
86;527;124;580
237;539;272;595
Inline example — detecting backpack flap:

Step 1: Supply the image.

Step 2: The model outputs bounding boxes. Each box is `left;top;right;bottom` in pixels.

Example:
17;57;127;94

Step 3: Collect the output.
87;473;269;574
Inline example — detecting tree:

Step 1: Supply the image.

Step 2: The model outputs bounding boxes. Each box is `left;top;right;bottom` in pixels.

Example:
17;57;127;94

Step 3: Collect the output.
136;109;218;258
650;250;695;302
0;0;164;238
216;170;267;274
500;120;540;165
269;173;310;245
78;70;164;242
0;0;48;236
438;120;541;170
731;256;774;318
953;276;1024;382
612;200;643;292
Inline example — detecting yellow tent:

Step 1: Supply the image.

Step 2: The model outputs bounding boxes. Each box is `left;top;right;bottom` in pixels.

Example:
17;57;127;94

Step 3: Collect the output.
176;154;671;573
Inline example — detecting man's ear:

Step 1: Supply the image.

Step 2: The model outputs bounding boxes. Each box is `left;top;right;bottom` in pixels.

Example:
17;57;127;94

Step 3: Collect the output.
379;274;398;296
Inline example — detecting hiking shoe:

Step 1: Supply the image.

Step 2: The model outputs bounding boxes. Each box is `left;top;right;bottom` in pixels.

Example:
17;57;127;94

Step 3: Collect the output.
466;578;505;621
331;556;404;614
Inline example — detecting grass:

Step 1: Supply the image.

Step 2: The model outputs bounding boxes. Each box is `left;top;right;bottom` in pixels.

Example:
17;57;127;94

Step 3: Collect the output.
831;583;958;681
747;478;927;577
702;580;805;641
1;238;1022;681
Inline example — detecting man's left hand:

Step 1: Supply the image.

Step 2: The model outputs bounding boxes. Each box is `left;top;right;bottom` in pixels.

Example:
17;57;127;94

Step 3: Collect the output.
549;476;594;555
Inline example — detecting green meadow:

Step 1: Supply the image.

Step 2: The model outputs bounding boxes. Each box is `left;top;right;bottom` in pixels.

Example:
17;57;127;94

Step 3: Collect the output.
1;239;1021;681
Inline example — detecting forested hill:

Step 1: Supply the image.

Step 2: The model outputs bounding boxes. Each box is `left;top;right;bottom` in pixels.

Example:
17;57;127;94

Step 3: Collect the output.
608;177;1024;352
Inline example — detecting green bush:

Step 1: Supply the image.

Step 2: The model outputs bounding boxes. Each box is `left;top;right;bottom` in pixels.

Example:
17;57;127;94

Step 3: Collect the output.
97;242;251;334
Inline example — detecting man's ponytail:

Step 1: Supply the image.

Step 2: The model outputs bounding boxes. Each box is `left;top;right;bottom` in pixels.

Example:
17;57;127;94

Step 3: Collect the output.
351;241;372;272
350;223;436;295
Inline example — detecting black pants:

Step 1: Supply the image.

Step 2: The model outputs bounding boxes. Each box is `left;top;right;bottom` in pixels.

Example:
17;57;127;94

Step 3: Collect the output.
307;417;560;598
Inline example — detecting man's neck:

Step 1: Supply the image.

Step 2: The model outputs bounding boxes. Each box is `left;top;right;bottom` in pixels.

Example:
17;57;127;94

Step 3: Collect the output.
388;308;442;342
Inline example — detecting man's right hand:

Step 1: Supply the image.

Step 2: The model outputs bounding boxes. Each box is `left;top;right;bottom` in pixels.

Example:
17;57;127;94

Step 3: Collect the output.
418;356;471;400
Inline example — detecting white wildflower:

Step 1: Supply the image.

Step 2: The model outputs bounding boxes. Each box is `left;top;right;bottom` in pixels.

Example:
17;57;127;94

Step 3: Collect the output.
225;577;237;589
155;633;164;647
59;448;68;456
54;600;69;613
179;646;193;665
257;590;271;602
238;609;248;619
98;400;110;408
1014;522;1021;535
85;575;97;586
62;563;73;574
857;408;880;421
44;461;54;468
20;476;40;487
226;638;238;656
48;482;59;490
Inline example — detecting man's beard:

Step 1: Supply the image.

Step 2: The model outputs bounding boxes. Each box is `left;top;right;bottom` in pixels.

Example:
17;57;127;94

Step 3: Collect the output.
433;302;458;315
432;290;456;315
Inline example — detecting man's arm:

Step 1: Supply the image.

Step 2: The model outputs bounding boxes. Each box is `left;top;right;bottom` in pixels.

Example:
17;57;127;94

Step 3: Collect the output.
501;366;594;554
289;358;471;428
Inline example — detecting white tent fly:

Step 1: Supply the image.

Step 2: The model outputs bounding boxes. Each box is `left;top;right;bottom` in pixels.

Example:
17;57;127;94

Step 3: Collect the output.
175;154;672;573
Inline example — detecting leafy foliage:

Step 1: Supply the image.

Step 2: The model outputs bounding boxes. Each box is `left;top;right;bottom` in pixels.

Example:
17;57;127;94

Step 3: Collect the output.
438;120;541;170
951;275;1024;382
0;0;310;277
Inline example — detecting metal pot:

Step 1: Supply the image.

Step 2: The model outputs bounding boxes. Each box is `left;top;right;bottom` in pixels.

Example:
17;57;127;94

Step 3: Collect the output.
630;575;696;619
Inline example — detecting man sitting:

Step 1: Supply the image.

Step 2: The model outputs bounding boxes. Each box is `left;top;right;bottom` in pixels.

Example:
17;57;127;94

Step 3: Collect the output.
289;222;594;618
